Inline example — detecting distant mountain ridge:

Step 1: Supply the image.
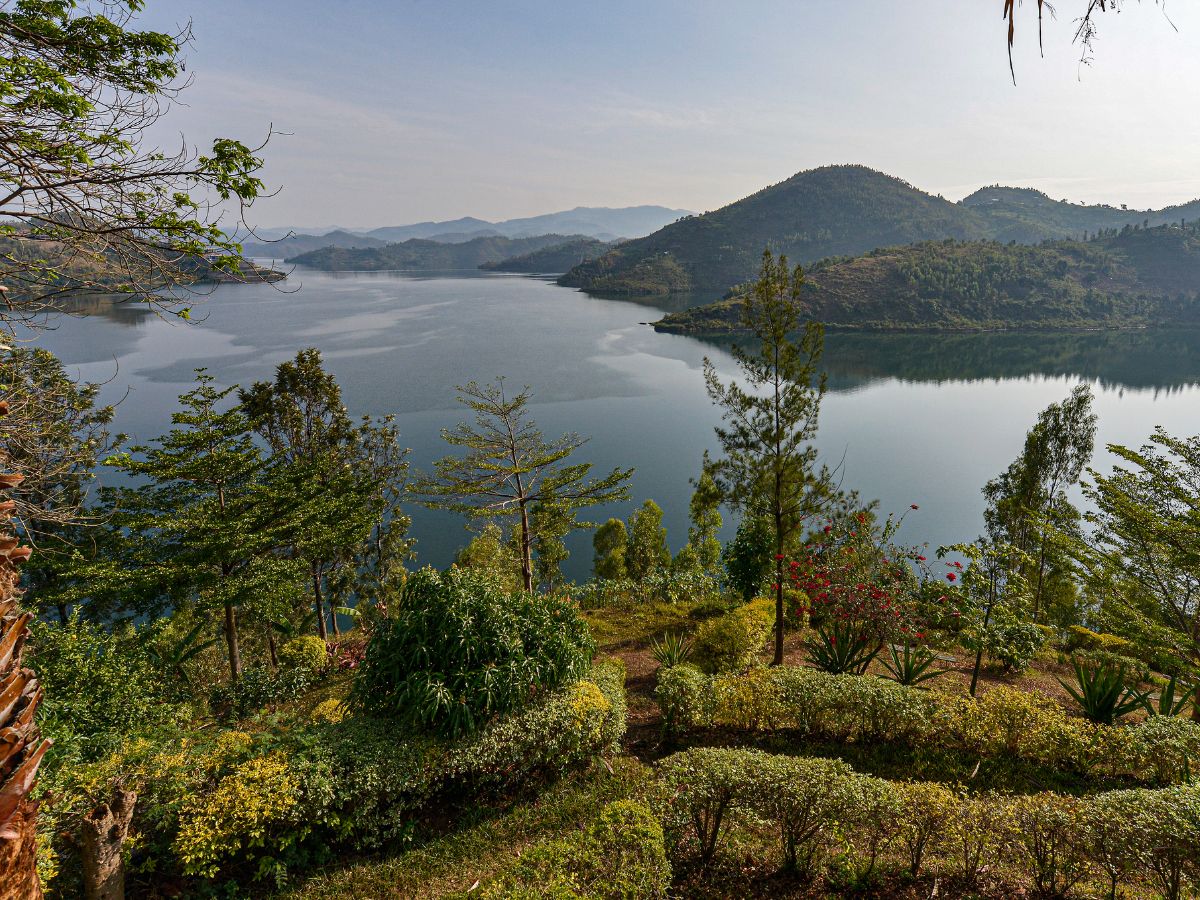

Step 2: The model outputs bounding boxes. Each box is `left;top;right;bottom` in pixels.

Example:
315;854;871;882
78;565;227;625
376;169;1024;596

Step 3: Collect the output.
287;233;598;271
241;229;385;259
559;165;1200;298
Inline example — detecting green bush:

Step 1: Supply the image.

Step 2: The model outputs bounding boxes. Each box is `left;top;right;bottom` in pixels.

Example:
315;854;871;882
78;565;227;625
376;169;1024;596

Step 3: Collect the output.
654;663;1200;783
351;566;595;737
690;596;773;674
28;615;181;765
976;621;1045;673
45;661;627;890
278;635;328;673
210;665;312;719
481;800;670;899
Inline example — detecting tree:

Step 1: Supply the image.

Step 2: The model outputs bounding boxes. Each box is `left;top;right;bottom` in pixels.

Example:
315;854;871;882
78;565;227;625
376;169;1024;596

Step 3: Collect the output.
0;0;268;326
454;523;522;593
723;515;773;602
704;250;833;664
1078;429;1200;685
942;540;1034;696
412;380;632;592
982;384;1096;622
687;458;724;575
625;499;670;583
239;349;404;639
0;346;119;621
592;518;628;581
90;371;303;682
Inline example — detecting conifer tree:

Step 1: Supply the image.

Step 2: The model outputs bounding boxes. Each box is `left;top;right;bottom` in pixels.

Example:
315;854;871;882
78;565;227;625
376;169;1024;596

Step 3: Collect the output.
687;458;724;575
95;371;303;682
413;380;631;592
704;250;834;664
625;499;670;583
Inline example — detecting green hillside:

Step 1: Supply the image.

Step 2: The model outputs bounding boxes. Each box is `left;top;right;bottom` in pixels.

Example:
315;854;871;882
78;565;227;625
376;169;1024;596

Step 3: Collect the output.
288;233;590;270
654;223;1200;333
478;236;614;273
559;165;990;296
560;166;1200;299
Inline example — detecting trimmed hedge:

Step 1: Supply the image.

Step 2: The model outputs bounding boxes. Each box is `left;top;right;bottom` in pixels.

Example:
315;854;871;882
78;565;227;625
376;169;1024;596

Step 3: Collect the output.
655;663;1200;783
690;596;774;675
654;746;1200;899
480;799;670;899
46;660;627;890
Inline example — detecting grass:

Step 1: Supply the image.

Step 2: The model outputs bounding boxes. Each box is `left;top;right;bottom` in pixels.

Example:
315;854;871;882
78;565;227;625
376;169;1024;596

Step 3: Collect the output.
280;757;649;899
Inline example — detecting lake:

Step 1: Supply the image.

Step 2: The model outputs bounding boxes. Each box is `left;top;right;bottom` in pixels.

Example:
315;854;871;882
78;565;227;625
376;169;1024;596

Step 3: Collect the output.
24;267;1200;581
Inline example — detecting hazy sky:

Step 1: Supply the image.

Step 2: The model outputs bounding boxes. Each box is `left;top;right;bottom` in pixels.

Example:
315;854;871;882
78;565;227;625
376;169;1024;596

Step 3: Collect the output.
140;1;1200;229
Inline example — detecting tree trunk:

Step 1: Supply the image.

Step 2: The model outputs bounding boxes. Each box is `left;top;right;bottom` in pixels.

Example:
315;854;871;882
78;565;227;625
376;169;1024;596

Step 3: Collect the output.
772;508;784;666
312;568;328;641
81;789;137;900
329;604;341;637
267;631;279;669
0;800;42;900
518;501;534;593
223;601;241;683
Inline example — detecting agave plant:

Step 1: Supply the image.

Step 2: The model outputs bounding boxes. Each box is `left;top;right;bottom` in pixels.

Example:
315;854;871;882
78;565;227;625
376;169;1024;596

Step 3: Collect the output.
806;619;881;675
881;642;947;686
650;631;694;669
1058;659;1145;725
1144;673;1195;717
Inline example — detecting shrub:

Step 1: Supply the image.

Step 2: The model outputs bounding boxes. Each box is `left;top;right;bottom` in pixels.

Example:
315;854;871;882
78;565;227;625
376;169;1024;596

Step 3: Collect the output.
278;635;328;674
654;663;712;739
747;755;853;873
1008;793;1087;898
956;685;1080;762
895;781;957;877
690;597;773;674
350;567;595;737
1059;658;1145;725
210;665;312;719
1133;715;1200;785
29;615;180;764
655;746;758;862
481;800;670;899
978;621;1045;673
1066;624;1132;656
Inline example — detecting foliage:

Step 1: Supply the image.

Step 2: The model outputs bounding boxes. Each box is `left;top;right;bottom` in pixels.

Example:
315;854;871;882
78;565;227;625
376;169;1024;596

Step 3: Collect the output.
210;665;314;720
592;518;628;580
722;515;773;602
1146;673;1195;718
278;636;329;675
0;0;267;324
28;614;179;765
974;619;1046;673
1059;658;1145;725
686;461;724;576
480;800;670;899
805;617;882;675
649;632;693;669
880;642;946;686
43;661;627;890
690;597;773;675
1079;428;1200;676
349;567;594;737
454;522;523;593
983;384;1095;623
625;499;670;583
704;250;835;664
412;379;631;592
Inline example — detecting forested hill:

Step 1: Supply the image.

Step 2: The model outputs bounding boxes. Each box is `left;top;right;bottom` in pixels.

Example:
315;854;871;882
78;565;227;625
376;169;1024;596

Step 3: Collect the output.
653;224;1200;333
559;165;1200;298
559;165;988;297
479;237;614;273
287;233;592;271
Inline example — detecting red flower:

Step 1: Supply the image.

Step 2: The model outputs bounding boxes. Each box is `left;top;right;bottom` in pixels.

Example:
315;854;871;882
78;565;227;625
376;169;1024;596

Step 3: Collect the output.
910;504;920;510
774;553;785;560
946;573;957;582
916;555;926;562
823;525;832;533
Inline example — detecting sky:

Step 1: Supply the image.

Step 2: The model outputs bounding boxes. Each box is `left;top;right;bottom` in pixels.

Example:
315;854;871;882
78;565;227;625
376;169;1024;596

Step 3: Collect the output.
138;0;1200;230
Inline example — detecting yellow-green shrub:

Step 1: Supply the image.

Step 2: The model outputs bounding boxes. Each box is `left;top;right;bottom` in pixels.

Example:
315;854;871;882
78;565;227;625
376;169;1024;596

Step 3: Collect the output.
481;800;670;899
691;597;773;674
279;635;328;673
954;685;1084;763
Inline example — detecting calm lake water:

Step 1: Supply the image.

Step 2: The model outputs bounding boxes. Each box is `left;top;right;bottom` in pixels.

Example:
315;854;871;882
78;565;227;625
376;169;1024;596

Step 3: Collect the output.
24;267;1200;581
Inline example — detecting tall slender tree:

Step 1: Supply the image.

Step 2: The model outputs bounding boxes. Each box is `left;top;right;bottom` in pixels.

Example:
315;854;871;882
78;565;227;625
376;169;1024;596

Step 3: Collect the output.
687;457;724;576
983;384;1096;621
625;499;670;583
412;379;631;592
704;250;833;664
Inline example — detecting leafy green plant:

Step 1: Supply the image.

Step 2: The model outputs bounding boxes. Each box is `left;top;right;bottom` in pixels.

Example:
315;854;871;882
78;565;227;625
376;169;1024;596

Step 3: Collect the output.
1145;673;1195;717
650;632;693;669
350;567;594;737
690;597;773;674
1058;659;1145;725
805;619;880;675
880;642;946;686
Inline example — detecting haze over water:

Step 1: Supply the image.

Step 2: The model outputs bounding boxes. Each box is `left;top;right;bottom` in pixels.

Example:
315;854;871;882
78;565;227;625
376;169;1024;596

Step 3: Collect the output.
29;268;1200;581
